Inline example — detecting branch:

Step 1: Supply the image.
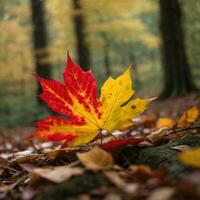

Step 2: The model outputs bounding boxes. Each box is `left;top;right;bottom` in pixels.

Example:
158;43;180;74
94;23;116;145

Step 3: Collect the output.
165;123;200;136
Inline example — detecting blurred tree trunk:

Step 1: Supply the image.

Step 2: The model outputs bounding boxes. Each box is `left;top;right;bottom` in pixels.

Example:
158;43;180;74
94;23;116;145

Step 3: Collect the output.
159;0;197;99
72;0;90;70
104;42;111;77
30;0;52;104
129;52;140;89
102;35;111;77
0;1;5;19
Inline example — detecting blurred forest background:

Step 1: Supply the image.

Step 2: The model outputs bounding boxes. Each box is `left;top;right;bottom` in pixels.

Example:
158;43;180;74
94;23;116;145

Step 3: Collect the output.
0;0;200;128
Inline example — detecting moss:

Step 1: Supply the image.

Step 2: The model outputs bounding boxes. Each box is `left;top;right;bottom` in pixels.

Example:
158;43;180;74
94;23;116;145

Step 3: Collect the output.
119;135;200;177
35;172;111;200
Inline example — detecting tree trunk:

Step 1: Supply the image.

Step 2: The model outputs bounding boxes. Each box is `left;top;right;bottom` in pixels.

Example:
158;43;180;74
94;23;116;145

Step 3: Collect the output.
30;0;52;104
72;0;91;70
159;0;197;99
104;42;111;77
0;1;5;19
129;51;140;89
102;35;111;77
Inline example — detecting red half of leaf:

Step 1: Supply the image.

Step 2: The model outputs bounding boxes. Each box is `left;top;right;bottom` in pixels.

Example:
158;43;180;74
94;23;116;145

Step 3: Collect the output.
63;55;101;118
27;116;80;142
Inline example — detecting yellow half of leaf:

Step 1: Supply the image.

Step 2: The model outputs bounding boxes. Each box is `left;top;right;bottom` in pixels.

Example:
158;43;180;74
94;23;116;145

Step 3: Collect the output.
99;68;149;131
179;147;200;169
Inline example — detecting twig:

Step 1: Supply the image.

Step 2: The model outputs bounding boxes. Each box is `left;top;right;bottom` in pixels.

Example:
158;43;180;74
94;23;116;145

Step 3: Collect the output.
67;160;80;167
8;175;28;192
165;124;200;136
100;132;103;144
0;165;19;173
120;153;130;168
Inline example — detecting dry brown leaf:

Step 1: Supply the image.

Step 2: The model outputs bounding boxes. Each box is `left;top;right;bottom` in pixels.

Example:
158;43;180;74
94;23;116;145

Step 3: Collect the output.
147;187;175;200
73;194;91;200
44;149;67;159
147;127;168;143
21;187;36;200
77;147;114;171
170;145;192;152
0;182;12;193
30;166;83;183
168;131;187;141
14;149;74;164
20;163;39;172
104;171;139;194
13;154;44;164
156;118;175;129
177;106;199;128
13;150;34;157
104;171;125;188
104;193;122;200
128;165;153;179
0;157;10;166
177;172;200;197
0;175;28;193
133;115;157;126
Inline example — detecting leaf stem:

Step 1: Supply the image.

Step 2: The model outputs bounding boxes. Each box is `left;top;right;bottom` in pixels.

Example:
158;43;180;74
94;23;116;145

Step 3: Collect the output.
100;130;103;145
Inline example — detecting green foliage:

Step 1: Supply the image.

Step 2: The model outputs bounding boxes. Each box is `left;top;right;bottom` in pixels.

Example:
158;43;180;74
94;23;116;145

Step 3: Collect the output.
0;91;49;128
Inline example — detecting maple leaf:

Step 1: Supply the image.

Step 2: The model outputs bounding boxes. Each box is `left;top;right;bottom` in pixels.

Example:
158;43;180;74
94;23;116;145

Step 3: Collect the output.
28;55;149;146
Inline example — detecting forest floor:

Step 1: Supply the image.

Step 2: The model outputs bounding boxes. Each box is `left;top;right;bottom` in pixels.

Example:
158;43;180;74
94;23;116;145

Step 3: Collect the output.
0;94;200;200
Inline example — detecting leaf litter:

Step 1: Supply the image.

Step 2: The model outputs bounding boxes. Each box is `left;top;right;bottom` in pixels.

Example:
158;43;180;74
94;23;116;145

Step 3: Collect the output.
0;56;200;199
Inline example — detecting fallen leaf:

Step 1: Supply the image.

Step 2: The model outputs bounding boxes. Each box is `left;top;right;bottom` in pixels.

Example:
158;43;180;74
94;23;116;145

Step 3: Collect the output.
177;106;199;128
77;147;113;171
30;166;83;183
20;163;39;172
170;145;192;152
147;127;168;143
168;131;187;141
128;165;153;179
28;55;150;147
177;172;200;198
44;149;67;159
156;118;175;129
0;157;10;166
104;193;122;200
147;187;175;200
13;150;34;158
101;136;145;151
104;171;139;194
0;182;11;193
179;147;200;169
133;115;157;127
0;175;28;193
21;187;36;200
13;154;44;164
